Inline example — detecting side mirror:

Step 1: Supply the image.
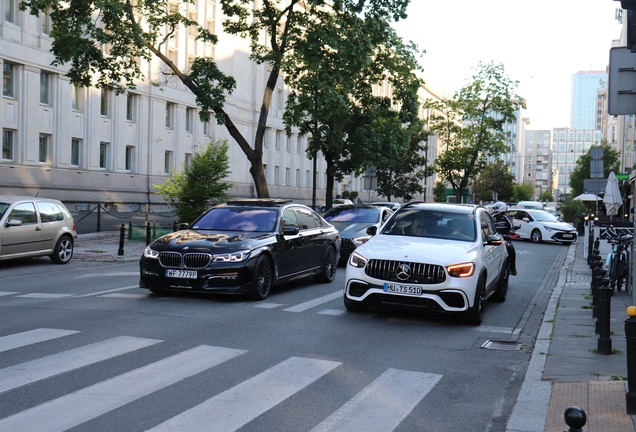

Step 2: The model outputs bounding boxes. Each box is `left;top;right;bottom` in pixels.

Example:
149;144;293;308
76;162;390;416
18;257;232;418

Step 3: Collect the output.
177;222;189;230
522;218;530;222
282;226;299;236
366;225;378;236
6;219;22;227
485;234;503;245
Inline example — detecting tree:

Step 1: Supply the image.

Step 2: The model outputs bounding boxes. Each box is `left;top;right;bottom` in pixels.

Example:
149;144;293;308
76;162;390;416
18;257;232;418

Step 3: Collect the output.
513;183;533;202
282;5;422;210
471;160;515;202
425;62;525;203
155;138;232;223
433;181;447;202
568;143;621;197
21;0;411;198
539;191;554;202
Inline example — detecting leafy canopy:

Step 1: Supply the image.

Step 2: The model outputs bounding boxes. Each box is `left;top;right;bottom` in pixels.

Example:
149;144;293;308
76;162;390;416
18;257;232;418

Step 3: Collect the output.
568;143;621;198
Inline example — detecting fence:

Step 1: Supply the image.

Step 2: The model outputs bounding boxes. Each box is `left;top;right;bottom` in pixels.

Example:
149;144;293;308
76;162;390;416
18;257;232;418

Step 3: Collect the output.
71;203;177;236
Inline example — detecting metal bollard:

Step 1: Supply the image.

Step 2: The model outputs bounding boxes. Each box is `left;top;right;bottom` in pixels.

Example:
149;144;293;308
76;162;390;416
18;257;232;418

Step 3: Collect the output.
146;222;151;246
128;221;133;240
589;250;600;269
118;223;125;256
625;306;636;415
591;262;603;318
597;277;613;354
593;268;607;319
173;220;177;232
96;204;101;233
564;406;586;431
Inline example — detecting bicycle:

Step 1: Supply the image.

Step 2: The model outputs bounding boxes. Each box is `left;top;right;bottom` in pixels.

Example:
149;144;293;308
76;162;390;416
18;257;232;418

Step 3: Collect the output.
604;226;633;292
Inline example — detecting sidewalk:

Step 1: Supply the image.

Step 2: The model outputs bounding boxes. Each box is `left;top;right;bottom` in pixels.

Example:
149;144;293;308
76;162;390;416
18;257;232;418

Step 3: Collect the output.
507;231;636;432
73;232;147;262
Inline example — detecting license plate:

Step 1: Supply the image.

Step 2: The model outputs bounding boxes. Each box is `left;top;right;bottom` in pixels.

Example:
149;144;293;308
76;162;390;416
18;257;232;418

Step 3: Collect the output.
383;283;422;295
562;234;574;239
166;269;197;279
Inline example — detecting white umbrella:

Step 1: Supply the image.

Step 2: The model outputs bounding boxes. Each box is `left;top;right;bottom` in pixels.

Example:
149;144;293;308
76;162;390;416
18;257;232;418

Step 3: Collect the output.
573;193;601;201
603;171;622;217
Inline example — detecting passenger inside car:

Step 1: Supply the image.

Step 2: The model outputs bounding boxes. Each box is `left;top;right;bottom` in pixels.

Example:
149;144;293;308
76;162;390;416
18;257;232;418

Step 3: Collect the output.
410;218;427;236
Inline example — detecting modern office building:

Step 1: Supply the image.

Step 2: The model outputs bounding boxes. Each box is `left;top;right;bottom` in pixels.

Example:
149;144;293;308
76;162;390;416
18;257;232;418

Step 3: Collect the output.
551;128;602;195
570;70;607;130
1;3;444;209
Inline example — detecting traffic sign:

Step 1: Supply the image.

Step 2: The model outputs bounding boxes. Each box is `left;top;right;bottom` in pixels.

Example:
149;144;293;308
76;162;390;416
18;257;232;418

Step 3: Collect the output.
608;47;636;115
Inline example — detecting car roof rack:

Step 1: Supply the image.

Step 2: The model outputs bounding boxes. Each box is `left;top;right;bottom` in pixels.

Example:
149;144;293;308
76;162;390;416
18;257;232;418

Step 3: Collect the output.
226;198;293;206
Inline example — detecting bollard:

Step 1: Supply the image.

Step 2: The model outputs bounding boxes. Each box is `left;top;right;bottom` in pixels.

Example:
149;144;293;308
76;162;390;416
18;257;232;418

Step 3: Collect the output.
597;277;613;354
96;203;101;233
128;221;133;240
564;406;586;431
146;222;151;246
589;251;601;270
591;262;603;318
173;220;177;232
593;269;607;319
118;223;125;256
625;306;636;415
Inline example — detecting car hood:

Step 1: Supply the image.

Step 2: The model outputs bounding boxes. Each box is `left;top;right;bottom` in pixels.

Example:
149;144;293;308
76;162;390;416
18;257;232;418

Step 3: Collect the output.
537;221;576;231
149;230;273;252
330;221;377;237
355;234;480;265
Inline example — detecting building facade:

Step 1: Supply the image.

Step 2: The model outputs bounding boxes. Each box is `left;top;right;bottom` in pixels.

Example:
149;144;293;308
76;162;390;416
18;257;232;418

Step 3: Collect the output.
551;128;602;195
523;130;553;200
570;70;607;130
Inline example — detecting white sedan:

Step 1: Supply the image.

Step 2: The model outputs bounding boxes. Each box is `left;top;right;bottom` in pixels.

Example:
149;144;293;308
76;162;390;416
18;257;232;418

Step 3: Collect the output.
507;209;577;244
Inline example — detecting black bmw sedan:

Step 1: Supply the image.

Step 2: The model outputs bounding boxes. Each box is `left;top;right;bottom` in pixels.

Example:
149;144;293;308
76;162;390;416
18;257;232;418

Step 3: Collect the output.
139;199;340;300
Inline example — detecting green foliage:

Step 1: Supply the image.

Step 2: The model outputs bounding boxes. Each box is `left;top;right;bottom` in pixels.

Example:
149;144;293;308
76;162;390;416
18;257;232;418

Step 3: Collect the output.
513;183;533;202
540;191;554;202
433;181;447;202
342;190;351;199
568;143;621;197
560;199;588;223
154;138;232;223
350;190;359;200
471;160;515;202
425;62;525;203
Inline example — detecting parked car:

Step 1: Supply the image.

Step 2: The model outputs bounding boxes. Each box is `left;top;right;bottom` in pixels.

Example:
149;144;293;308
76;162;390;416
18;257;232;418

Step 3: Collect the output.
507;208;577;244
319;199;354;212
0;195;77;264
343;202;509;325
139;199;340;299
370;202;402;211
322;205;393;264
513;201;544;210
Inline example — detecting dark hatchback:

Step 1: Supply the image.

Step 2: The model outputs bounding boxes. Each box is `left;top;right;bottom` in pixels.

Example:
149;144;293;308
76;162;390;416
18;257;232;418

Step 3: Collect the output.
139;199;340;299
322;205;393;264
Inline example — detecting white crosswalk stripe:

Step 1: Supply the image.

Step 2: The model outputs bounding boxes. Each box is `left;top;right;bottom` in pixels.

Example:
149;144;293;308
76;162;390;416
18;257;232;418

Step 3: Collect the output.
0;336;161;393
0;345;247;432
0;328;79;353
148;356;341;432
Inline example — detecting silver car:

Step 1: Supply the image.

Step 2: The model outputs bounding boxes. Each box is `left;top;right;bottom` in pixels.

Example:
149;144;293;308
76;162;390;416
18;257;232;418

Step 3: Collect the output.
0;196;77;264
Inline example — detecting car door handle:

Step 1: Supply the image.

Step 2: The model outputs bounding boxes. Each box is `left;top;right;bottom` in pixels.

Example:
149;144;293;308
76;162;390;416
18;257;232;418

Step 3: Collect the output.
35;227;41;231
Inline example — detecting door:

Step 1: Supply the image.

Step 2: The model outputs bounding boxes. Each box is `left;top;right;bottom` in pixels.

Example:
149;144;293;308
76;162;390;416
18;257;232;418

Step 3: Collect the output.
509;210;531;240
0;201;44;258
275;208;304;276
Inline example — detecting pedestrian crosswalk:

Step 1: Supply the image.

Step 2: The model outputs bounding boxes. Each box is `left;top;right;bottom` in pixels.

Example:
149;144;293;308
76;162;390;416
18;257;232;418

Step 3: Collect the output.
0;328;443;432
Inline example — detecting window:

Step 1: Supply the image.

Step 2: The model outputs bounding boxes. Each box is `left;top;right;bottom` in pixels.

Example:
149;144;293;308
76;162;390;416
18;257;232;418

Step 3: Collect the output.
5;0;15;23
295;169;300;186
305;170;310;187
185;153;192;166
41;8;51;34
99;142;109;169
38;134;49;163
285;167;290;185
185;108;193;132
164;151;172;174
203;117;209;136
2;129;14;160
274;165;280;185
286;135;291;153
100;88;111;116
297;137;302;155
126;93;136;121
125;146;133;171
275;131;281;151
3;63;14;97
71;84;82;111
71;138;81;166
8;203;37;225
263;164;268;182
40;72;50;105
166;102;174;128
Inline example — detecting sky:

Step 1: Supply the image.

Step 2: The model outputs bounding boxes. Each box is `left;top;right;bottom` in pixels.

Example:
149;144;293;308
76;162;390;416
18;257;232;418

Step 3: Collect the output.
392;0;624;131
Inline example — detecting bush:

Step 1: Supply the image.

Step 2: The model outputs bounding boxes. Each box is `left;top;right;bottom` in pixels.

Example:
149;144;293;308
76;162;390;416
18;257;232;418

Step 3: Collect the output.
560;199;588;223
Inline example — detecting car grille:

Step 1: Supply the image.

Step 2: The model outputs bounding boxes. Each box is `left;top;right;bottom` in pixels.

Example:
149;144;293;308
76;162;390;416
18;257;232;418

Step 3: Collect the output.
340;238;355;249
158;252;212;269
364;259;446;284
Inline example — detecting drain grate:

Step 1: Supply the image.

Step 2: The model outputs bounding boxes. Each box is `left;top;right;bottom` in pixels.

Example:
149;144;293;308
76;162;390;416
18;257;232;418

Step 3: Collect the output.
481;340;523;351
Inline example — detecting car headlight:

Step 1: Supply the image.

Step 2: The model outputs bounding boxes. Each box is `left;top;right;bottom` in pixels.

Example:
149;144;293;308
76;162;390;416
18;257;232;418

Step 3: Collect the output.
446;262;475;278
353;236;371;245
212;250;251;262
543;225;553;232
349;251;368;268
143;245;160;259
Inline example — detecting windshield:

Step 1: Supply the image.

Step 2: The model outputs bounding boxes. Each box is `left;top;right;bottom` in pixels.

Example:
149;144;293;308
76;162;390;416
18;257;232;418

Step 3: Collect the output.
0;203;8;220
528;210;559;222
191;208;278;232
324;207;379;223
381;208;476;242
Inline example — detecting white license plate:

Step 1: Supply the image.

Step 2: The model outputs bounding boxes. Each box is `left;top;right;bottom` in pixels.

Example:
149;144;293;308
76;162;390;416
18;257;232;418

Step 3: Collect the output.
383;283;422;296
166;269;197;279
562;234;574;239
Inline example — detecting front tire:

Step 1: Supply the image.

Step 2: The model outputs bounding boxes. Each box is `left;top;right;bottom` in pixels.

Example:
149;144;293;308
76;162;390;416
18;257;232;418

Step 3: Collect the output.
314;246;337;283
492;261;509;302
50;236;74;264
531;229;542;243
250;255;273;300
466;276;486;325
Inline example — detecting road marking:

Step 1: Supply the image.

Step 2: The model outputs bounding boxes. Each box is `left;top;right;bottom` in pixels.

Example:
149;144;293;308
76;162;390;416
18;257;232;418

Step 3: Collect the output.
318;309;346;316
0;291;18;296
473;326;515;334
0;336;161;393
0;329;79;353
0;345;247;432
16;293;74;298
148;356;341;432
252;302;284;309
74;285;140;297
283;290;342;312
76;271;139;279
100;293;148;299
311;369;442;432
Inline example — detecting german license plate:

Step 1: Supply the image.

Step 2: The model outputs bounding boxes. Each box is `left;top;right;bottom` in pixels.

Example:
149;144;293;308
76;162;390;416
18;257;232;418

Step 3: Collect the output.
383;283;422;295
166;269;197;279
562;233;574;239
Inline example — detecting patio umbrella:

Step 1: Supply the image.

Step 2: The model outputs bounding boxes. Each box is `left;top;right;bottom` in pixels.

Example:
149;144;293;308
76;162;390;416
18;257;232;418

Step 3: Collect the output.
573;193;601;201
603;171;622;217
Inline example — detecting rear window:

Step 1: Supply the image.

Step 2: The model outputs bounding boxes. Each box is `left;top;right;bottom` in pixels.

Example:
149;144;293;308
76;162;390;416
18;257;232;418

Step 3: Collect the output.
37;202;64;223
324;207;379;223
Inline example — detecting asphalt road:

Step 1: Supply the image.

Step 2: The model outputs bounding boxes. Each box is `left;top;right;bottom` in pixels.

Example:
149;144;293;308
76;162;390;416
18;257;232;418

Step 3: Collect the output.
0;240;566;431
